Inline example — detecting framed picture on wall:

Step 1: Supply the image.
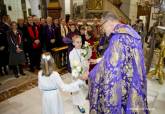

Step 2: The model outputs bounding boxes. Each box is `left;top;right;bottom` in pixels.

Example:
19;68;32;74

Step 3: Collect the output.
152;13;159;20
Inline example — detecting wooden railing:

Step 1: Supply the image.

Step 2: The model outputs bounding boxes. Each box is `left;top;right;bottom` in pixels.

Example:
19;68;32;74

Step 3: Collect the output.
51;46;68;69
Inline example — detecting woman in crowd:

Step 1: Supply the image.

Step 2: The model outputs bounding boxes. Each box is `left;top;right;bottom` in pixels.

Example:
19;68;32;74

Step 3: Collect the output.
7;21;26;78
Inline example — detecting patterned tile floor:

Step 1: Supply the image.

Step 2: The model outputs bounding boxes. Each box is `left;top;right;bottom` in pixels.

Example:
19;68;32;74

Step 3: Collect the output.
0;73;165;114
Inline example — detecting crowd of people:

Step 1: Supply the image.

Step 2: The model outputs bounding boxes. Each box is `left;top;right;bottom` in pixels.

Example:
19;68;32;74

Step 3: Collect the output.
0;11;149;114
0;15;105;78
38;12;149;114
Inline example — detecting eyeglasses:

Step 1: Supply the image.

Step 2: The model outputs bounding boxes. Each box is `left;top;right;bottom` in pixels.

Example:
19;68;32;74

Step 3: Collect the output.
99;20;108;31
100;20;108;27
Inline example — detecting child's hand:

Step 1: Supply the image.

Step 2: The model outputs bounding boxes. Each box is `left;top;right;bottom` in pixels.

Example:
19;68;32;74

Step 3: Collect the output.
89;59;97;64
34;39;40;44
81;71;89;80
16;47;23;53
90;58;102;64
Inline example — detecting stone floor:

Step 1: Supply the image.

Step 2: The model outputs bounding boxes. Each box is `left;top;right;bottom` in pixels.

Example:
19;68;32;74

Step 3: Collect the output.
0;73;165;114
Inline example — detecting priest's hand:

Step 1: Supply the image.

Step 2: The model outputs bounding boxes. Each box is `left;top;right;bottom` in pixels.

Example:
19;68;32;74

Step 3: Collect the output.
34;39;40;44
50;39;55;43
81;71;89;80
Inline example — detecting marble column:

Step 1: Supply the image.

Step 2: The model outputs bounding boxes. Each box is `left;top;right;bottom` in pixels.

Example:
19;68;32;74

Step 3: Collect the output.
59;0;65;18
29;0;41;17
40;0;47;18
83;0;87;18
128;0;138;24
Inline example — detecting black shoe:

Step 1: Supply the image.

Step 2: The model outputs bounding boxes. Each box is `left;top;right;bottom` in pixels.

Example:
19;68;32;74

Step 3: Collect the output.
77;106;85;113
15;74;19;78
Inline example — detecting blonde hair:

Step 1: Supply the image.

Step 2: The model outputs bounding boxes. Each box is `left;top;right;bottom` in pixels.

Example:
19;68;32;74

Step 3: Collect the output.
41;52;55;76
72;35;82;42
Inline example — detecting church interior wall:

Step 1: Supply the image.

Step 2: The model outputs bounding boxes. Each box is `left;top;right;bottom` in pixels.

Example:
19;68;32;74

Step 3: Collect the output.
4;0;23;21
128;0;138;24
120;0;131;18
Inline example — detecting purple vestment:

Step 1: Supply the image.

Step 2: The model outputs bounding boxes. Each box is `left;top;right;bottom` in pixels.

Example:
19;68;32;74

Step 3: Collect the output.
89;24;149;114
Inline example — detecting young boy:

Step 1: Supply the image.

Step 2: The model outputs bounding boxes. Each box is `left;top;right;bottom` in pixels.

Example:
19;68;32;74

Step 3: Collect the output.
69;35;89;113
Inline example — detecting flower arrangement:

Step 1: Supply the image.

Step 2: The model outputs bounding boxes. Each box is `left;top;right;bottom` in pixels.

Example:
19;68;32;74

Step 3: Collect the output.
71;60;83;78
81;41;92;59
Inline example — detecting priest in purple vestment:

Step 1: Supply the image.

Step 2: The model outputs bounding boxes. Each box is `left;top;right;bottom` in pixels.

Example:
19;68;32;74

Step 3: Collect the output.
88;12;149;114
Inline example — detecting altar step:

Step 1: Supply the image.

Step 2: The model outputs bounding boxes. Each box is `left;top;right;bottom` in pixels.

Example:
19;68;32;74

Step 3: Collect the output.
0;68;68;102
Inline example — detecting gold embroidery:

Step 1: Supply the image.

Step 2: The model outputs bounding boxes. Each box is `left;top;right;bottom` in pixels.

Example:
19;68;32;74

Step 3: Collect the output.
110;83;118;105
131;89;145;114
116;27;127;33
110;41;120;66
116;27;134;37
134;49;143;80
94;59;105;83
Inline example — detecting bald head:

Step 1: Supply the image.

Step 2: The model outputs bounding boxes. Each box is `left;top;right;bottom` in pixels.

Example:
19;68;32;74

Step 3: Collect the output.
101;12;120;36
17;18;24;25
101;12;118;22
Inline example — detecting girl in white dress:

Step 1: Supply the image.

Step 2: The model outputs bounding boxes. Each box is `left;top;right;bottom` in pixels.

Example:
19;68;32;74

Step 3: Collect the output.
38;52;86;114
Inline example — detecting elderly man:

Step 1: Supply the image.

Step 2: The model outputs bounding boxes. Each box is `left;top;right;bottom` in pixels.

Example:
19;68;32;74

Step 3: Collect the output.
40;16;56;51
26;16;41;72
88;12;149;114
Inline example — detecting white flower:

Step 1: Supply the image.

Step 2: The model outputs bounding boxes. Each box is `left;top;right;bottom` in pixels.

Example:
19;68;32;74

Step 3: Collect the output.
82;49;88;56
84;41;90;48
72;69;79;78
73;60;79;66
77;66;82;72
42;55;51;60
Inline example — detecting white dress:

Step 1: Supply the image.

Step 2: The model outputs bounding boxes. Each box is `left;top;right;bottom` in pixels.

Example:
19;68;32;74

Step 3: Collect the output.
69;48;88;106
38;70;84;114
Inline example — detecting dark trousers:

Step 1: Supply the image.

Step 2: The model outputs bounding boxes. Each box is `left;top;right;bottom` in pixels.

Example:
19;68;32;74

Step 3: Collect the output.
0;65;8;75
23;43;29;65
29;48;41;70
10;64;24;75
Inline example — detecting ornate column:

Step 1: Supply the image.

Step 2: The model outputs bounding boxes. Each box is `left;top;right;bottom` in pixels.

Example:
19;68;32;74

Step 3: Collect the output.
29;0;41;17
59;0;65;18
70;0;73;18
40;0;47;18
83;0;87;18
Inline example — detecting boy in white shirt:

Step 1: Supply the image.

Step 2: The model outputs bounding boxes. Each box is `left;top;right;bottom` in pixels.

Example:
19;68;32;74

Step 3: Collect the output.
69;35;89;113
